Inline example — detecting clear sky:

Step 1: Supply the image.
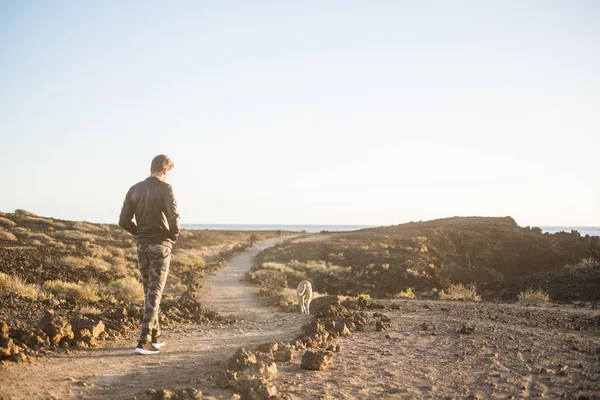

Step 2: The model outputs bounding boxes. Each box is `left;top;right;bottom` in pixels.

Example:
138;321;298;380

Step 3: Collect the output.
1;1;599;226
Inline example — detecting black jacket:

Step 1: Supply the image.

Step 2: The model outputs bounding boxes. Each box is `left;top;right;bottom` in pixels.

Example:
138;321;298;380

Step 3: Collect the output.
119;177;180;248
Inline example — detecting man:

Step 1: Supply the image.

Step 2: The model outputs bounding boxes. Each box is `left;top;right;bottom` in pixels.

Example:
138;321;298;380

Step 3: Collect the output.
119;154;180;355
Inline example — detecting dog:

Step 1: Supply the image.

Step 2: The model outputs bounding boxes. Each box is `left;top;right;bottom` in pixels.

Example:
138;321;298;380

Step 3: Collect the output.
296;280;313;315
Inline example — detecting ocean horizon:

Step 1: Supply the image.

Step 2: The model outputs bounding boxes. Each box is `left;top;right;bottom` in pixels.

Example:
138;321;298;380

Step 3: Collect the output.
182;224;600;237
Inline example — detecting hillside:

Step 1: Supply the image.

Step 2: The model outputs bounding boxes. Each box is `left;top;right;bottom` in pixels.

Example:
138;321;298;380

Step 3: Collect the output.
253;216;600;301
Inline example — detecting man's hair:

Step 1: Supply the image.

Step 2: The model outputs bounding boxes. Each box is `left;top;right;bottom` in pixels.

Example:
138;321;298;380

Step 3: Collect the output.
150;154;175;173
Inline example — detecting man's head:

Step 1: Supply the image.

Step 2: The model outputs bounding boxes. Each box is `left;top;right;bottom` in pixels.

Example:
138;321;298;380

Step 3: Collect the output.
150;154;174;181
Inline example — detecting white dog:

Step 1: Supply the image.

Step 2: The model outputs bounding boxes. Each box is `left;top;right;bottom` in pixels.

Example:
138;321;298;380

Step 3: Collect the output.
296;280;313;315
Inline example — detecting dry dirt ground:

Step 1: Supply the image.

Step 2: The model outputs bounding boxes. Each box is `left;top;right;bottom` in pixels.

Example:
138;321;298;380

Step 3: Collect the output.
1;236;599;400
0;238;309;400
277;299;600;400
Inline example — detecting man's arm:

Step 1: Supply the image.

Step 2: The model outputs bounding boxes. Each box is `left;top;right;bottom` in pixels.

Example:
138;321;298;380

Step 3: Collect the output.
118;190;137;235
164;184;180;242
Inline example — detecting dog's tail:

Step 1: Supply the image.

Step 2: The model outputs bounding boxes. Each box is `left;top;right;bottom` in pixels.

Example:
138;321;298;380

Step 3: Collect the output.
298;282;307;296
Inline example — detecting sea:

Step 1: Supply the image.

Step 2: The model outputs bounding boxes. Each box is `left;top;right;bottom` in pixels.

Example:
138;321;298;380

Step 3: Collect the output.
182;224;600;237
539;227;600;237
181;224;373;233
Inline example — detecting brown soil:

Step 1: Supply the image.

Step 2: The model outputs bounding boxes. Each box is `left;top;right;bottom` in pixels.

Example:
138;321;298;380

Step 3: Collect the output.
0;238;309;399
276;299;600;399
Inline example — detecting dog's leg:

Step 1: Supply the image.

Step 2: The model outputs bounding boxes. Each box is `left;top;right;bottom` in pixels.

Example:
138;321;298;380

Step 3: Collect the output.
306;292;312;315
297;293;303;314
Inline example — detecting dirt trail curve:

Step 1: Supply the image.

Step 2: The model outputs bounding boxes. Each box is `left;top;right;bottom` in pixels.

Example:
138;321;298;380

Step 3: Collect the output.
0;238;308;400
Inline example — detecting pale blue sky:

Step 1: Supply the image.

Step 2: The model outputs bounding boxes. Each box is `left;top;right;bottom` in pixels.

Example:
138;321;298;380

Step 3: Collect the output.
1;1;599;226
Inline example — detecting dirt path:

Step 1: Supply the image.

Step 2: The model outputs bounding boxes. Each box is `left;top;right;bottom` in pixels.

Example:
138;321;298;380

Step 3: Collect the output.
0;238;308;400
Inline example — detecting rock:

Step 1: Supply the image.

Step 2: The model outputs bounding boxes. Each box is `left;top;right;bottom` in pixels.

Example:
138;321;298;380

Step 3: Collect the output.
390;304;401;310
227;348;258;371
230;377;277;400
421;322;429;331
37;311;74;346
151;389;174;400
12;328;49;349
340;299;358;310
458;325;475;335
0;321;8;339
355;325;365;332
256;342;278;353
273;348;292;362
326;344;341;352
373;312;384;318
176;388;203;399
252;361;278;380
74;318;105;338
334;322;351;336
357;296;369;308
301;350;333;371
107;307;128;320
539;367;556;375
0;337;22;360
368;302;386;310
310;296;341;317
226;348;277;380
423;304;431;310
216;370;238;389
441;307;450;312
376;320;389;332
380;315;391;323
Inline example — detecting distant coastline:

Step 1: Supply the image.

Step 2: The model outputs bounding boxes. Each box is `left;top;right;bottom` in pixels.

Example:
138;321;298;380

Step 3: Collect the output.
181;224;600;237
181;224;375;233
540;226;600;237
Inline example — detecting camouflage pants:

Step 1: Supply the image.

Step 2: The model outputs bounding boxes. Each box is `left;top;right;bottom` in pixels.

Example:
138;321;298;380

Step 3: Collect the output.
136;244;171;342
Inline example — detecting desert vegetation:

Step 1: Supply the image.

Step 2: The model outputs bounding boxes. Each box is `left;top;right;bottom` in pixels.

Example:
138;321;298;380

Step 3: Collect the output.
0;209;292;364
251;217;600;303
518;288;551;305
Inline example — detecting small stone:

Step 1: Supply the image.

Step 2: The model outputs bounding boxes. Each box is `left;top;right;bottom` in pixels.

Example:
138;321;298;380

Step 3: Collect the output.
300;350;333;371
376;320;389;332
256;342;278;353
458;325;475;335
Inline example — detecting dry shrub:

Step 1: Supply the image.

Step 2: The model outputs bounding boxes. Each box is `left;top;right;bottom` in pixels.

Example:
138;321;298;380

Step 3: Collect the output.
578;257;599;268
72;221;103;232
439;283;481;301
21;216;54;226
110;257;129;275
262;262;306;284
0;217;16;227
0;272;39;299
49;241;66;249
28;232;53;243
88;257;110;272
107;277;144;303
14;209;37;216
54;230;96;242
78;306;102;315
60;256;88;269
176;254;205;269
106;246;126;258
396;288;416;298
0;231;18;241
42;280;100;303
518;288;550;305
52;221;67;230
30;240;43;246
11;227;31;238
85;243;112;258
